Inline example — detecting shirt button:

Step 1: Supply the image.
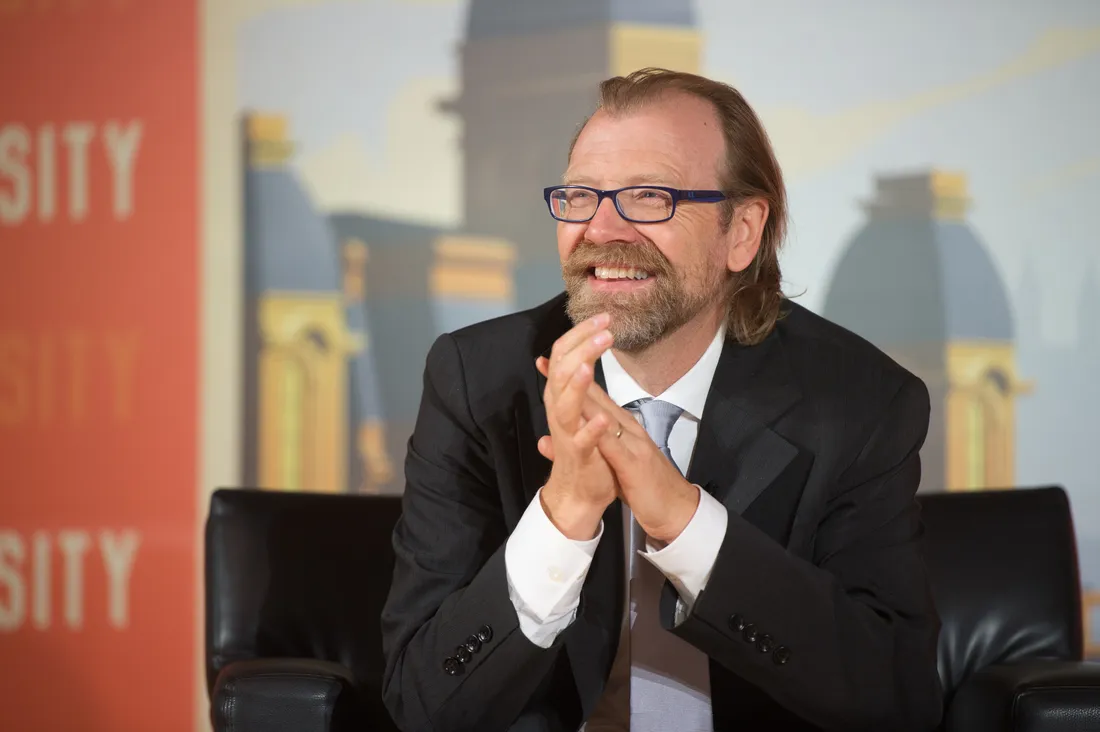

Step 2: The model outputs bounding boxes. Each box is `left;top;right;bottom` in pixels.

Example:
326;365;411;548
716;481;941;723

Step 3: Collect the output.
548;566;565;582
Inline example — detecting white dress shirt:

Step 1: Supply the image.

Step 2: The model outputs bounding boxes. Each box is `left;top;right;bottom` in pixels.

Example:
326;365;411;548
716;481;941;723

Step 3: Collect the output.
504;325;730;707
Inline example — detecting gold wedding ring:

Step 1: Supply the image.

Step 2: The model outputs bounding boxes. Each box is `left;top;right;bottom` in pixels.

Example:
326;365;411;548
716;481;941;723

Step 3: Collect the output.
615;425;623;438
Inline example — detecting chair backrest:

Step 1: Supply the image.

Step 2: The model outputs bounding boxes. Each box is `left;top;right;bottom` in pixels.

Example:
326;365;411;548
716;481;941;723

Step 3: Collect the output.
917;486;1083;699
204;487;403;700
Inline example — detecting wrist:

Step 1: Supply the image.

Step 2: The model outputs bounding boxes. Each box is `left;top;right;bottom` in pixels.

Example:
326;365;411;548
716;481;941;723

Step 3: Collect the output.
646;483;701;544
540;483;606;541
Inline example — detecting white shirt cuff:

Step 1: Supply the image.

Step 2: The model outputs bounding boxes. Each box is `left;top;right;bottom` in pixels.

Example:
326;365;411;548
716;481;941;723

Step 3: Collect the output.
639;485;728;615
505;487;602;646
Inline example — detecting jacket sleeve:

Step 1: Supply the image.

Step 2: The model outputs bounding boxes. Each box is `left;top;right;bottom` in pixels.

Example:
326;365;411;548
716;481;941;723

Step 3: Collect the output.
380;333;570;732
664;373;944;732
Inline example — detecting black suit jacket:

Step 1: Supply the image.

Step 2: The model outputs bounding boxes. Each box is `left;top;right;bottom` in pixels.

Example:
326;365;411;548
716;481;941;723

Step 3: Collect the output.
380;293;944;732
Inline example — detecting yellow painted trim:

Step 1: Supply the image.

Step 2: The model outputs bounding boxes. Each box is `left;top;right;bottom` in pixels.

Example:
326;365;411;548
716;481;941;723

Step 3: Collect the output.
434;235;516;264
928;170;970;221
609;24;702;76
431;268;514;300
943;342;1023;491
342;237;370;301
244;112;294;167
357;419;393;493
1084;590;1100;659
431;235;516;300
256;296;357;494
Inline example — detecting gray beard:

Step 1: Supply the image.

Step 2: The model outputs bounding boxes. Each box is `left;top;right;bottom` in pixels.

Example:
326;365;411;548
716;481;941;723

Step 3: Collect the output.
564;275;716;353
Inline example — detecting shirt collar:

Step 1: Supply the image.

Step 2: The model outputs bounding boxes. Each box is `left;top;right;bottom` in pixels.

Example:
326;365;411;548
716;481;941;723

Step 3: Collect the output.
600;323;726;420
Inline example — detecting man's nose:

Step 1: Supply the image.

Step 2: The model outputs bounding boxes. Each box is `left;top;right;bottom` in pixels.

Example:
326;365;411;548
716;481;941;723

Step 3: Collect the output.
584;196;638;244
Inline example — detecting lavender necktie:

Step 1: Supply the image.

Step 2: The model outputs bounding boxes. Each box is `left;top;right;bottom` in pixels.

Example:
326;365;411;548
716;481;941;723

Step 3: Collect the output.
625;398;713;732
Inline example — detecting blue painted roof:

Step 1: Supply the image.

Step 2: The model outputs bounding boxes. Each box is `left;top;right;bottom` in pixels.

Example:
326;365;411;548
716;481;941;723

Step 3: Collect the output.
823;208;1014;344
466;0;695;40
244;168;341;293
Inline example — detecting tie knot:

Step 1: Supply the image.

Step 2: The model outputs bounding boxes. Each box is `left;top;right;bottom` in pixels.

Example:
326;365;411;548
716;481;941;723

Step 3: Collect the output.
626;398;683;450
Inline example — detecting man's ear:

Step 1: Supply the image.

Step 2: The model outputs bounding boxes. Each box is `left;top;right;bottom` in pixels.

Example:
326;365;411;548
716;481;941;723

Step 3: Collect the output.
726;198;769;273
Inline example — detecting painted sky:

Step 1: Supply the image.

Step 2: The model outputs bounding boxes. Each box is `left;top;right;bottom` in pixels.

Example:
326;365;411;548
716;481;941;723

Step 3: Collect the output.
237;0;1100;342
234;0;1100;581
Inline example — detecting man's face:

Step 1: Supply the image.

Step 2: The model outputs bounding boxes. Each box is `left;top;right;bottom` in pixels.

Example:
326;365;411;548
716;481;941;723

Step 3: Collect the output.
557;92;733;352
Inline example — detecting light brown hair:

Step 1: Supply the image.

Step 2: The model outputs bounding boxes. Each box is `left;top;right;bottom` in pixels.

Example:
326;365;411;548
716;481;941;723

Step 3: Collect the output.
570;67;788;345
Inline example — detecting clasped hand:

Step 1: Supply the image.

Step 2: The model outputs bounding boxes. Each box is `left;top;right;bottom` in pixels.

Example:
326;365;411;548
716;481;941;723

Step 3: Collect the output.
536;312;699;544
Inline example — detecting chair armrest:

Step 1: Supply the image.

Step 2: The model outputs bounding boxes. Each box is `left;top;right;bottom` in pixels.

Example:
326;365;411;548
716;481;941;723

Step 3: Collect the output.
945;660;1100;732
210;658;371;732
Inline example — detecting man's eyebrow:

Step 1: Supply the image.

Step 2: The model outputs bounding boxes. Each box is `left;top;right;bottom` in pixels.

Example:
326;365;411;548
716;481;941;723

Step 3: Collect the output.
560;174;594;186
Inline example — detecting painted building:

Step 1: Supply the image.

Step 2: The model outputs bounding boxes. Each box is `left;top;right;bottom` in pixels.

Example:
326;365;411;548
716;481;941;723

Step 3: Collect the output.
444;0;702;308
823;171;1030;492
242;113;516;494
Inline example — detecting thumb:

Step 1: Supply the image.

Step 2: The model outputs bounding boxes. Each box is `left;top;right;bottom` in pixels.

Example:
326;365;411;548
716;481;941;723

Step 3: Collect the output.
537;435;556;461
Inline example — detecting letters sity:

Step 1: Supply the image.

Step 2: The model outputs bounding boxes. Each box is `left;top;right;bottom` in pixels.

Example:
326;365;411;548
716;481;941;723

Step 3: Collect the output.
0;120;143;225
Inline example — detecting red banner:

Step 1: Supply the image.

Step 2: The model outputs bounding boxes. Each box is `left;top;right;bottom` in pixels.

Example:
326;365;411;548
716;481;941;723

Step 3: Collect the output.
0;2;198;730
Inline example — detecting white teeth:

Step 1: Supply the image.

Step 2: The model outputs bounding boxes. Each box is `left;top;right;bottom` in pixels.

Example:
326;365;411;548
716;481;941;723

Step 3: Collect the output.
594;266;650;281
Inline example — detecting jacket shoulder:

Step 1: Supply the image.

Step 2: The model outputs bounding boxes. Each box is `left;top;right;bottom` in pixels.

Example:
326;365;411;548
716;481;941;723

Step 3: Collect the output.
446;292;569;359
421;294;568;413
777;299;928;411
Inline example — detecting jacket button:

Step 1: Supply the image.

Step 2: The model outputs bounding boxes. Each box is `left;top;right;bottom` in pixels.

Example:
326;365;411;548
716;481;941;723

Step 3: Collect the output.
742;624;758;643
477;625;493;643
464;635;482;654
756;634;775;653
773;646;791;665
443;657;463;676
455;646;473;664
727;614;746;632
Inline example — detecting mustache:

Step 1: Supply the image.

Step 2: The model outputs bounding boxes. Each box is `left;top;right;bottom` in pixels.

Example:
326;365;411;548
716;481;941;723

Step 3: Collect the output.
562;241;671;278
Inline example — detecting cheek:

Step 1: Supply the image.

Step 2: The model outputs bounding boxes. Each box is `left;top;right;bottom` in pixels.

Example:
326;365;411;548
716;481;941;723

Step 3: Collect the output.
649;219;710;269
557;223;584;259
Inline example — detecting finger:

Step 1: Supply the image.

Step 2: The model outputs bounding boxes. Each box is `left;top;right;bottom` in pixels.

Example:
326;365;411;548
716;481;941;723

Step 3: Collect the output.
537;435;555;461
595;416;636;471
573;410;610;455
548;312;610;368
555;361;595;432
549;328;613;397
577;384;641;442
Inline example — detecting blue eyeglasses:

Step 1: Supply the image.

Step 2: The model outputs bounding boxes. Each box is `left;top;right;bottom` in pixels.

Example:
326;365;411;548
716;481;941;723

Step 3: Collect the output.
543;185;727;224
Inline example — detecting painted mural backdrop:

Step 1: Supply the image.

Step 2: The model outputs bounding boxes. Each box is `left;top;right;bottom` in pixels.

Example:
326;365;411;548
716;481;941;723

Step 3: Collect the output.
0;1;199;730
231;0;1100;657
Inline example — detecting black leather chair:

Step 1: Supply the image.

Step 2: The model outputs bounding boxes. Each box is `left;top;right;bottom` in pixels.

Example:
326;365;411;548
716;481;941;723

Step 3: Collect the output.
205;488;403;732
204;485;1100;732
919;486;1100;731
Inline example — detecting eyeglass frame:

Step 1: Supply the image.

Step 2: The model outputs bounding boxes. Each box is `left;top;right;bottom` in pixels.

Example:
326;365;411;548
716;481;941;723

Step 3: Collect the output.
542;185;728;224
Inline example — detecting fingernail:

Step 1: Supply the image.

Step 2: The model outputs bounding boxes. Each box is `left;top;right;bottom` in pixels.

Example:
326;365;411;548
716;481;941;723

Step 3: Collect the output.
593;330;611;346
593;312;610;327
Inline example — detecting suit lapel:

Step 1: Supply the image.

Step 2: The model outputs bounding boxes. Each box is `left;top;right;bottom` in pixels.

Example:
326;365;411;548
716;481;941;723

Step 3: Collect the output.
687;326;802;517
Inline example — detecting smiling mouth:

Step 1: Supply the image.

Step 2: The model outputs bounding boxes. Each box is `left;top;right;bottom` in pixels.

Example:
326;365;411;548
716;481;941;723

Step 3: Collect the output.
590;266;652;281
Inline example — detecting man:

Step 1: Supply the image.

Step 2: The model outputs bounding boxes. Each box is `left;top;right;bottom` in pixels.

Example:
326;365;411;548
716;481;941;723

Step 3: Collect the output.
380;68;943;732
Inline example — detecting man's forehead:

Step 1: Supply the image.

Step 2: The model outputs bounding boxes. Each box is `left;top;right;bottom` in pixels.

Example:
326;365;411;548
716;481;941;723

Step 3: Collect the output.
565;101;724;186
589;92;720;135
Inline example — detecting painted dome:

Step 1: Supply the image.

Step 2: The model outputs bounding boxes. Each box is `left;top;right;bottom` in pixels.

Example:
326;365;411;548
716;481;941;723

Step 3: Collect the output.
823;172;1013;344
